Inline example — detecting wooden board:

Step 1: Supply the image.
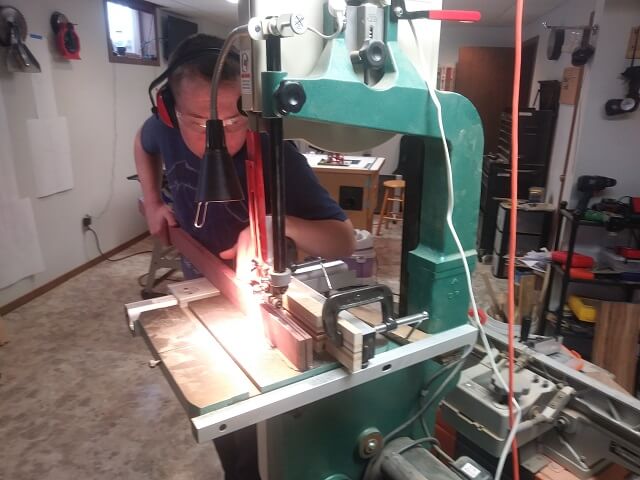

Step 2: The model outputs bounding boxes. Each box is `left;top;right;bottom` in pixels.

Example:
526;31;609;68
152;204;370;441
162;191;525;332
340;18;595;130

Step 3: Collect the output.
626;26;640;59
326;341;362;373
260;304;312;371
592;301;640;393
516;274;538;324
169;227;255;316
283;279;326;333
138;306;255;416
292;318;327;354
279;310;313;368
168;277;220;305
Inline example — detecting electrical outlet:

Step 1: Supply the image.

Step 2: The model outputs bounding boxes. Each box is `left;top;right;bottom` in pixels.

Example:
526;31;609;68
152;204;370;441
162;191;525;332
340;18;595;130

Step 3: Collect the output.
82;215;92;231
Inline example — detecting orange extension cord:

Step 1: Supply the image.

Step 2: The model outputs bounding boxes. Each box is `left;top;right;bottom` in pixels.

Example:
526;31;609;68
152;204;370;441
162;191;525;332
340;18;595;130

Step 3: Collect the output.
508;0;525;479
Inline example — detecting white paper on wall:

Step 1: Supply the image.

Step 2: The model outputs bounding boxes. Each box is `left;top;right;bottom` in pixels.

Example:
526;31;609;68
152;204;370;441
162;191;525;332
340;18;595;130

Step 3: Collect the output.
0;86;19;202
0;198;45;289
26;117;74;198
28;36;58;119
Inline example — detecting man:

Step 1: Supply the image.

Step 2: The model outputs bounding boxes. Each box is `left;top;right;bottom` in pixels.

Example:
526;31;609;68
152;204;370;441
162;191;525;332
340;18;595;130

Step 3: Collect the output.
134;34;354;479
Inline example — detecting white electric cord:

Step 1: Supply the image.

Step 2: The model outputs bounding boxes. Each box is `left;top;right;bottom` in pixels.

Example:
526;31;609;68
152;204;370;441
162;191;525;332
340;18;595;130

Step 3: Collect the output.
307;12;344;40
407;19;522;479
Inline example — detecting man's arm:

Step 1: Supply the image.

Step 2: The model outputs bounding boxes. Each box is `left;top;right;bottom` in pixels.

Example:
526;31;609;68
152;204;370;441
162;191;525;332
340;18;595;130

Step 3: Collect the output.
219;217;355;268
134;129;177;244
286;216;355;259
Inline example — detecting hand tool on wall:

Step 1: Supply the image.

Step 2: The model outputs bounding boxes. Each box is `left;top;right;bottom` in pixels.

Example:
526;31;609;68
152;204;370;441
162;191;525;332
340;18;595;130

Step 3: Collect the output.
0;5;41;73
50;11;81;60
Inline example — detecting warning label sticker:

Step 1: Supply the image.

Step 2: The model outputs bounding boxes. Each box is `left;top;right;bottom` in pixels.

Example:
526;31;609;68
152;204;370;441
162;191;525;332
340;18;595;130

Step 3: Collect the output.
240;49;252;95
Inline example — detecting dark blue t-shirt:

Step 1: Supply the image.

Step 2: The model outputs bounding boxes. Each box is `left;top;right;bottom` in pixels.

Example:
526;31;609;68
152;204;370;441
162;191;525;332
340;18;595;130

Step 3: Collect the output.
140;116;346;257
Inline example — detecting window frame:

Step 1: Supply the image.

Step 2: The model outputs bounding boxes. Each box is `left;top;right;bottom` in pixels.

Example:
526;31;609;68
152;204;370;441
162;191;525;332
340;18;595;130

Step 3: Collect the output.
104;0;160;66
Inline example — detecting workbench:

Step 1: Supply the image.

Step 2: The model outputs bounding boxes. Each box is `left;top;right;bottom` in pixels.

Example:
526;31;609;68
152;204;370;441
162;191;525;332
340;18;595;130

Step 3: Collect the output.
305;154;386;232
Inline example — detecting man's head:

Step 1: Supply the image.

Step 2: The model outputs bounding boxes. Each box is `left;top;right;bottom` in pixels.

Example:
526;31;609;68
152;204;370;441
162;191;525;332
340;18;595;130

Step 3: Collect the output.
168;34;247;157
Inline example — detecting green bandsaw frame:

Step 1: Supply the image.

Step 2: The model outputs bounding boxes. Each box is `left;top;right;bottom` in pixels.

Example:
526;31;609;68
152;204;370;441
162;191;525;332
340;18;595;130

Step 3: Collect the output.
258;11;483;480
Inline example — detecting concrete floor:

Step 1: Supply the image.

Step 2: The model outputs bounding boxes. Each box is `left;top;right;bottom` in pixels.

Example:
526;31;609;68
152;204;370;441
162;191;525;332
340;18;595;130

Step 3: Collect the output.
0;223;503;479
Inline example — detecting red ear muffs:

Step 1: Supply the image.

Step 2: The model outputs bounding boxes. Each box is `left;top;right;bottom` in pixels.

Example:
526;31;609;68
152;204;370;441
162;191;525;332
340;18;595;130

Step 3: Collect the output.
148;47;231;129
155;85;178;128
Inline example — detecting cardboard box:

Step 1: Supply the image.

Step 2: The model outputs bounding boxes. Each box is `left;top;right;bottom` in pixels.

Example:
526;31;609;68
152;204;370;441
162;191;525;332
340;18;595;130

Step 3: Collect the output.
560;66;583;105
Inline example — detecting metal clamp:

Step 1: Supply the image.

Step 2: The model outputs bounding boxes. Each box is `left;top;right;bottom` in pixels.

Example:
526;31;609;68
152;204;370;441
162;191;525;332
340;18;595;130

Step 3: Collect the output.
322;285;429;347
322;285;395;346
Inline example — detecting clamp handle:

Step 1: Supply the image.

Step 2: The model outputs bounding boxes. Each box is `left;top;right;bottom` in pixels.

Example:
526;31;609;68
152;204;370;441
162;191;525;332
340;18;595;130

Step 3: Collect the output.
392;0;481;23
427;10;481;23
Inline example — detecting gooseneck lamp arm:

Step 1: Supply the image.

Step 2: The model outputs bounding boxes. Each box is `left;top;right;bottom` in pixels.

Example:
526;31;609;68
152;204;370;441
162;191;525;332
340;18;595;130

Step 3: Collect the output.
194;25;250;228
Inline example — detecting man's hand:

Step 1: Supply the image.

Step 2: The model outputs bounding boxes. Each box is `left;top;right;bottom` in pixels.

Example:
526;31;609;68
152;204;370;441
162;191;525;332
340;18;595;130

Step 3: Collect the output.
145;200;177;245
220;226;254;281
220;217;272;281
219;215;354;280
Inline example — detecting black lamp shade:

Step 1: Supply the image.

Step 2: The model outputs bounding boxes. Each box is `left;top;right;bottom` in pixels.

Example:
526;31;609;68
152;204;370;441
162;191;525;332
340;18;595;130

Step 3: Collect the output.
195;120;244;203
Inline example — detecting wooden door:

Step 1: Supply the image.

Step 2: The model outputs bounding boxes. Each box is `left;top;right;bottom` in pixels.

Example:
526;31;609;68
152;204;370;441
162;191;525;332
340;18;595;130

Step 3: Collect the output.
455;47;515;154
520;36;539;109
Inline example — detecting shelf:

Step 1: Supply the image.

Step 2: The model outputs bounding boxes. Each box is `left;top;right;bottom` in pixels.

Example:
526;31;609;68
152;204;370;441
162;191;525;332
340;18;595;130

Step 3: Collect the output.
551;263;640;287
560;208;640;228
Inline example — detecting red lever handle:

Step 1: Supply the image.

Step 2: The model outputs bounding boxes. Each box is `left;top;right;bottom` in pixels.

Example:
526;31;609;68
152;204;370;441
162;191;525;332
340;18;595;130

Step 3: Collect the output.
428;10;481;23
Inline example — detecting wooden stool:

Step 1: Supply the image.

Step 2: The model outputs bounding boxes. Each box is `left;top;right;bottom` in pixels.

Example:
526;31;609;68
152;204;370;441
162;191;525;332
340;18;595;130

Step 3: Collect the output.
376;179;405;235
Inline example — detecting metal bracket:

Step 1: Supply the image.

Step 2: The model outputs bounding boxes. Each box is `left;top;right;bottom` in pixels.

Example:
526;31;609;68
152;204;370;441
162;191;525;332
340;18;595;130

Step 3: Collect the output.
123;295;178;335
542;22;599;35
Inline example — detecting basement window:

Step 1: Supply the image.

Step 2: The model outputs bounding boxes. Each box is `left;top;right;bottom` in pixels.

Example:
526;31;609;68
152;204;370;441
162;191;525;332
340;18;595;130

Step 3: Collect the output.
104;0;159;66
